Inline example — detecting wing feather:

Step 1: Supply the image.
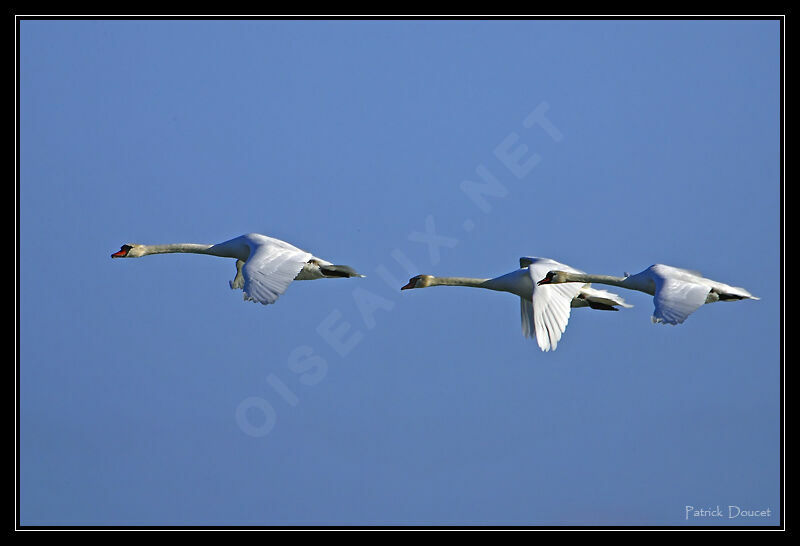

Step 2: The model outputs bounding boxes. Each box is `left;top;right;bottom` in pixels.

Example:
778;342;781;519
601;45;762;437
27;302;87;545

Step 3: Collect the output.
241;242;312;305
520;297;535;339
523;259;584;351
578;285;634;308
651;274;710;325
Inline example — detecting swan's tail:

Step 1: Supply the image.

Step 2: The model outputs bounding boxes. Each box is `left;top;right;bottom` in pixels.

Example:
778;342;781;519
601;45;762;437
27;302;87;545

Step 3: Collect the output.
718;285;759;301
319;264;365;278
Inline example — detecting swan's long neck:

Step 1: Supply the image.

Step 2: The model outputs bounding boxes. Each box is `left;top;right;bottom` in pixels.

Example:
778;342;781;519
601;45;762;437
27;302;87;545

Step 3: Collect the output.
428;277;509;292
562;272;627;287
128;240;249;260
559;272;654;295
427;276;496;289
138;243;215;256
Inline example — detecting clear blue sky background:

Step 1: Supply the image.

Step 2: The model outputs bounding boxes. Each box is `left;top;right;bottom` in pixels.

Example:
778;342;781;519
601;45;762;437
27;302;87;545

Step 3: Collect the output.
19;19;781;526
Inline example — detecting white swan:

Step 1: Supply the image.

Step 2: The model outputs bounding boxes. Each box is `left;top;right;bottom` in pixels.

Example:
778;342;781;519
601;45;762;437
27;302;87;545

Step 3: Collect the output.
401;257;632;351
537;264;759;325
111;233;363;305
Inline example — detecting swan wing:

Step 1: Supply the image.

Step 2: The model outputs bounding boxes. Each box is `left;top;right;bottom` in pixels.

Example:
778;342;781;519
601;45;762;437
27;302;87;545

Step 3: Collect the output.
519;256;568;270
241;241;313;305
524;260;584;351
579;285;634;309
672;267;703;278
520;297;535;339
650;273;711;325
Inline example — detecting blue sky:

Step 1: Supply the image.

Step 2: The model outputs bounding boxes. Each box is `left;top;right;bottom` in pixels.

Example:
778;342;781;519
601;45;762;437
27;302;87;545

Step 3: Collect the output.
19;19;781;526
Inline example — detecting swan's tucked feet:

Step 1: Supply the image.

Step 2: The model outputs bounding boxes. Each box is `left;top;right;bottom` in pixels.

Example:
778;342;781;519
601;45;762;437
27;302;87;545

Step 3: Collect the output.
229;259;245;290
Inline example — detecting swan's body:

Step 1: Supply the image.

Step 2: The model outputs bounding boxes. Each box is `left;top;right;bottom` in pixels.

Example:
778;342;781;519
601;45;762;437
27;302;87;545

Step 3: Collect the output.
401;257;632;352
111;233;363;305
538;264;758;325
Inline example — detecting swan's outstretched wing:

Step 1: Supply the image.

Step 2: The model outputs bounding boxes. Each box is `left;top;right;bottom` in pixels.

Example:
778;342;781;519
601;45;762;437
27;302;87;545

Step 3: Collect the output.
578;285;633;309
241;241;312;305
522;258;584;351
650;272;711;325
520;297;535;339
669;266;704;278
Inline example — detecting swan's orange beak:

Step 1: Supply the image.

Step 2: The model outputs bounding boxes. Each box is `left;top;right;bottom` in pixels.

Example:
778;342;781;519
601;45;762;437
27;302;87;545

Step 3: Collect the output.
401;280;415;290
111;246;131;258
537;277;551;286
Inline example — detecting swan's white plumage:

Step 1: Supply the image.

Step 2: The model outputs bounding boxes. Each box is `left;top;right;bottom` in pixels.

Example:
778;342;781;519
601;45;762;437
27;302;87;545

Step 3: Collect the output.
521;257;589;352
403;257;630;351
578;286;634;309
240;241;313;305
542;263;760;325
112;232;361;306
651;274;711;324
643;264;756;324
520;298;534;340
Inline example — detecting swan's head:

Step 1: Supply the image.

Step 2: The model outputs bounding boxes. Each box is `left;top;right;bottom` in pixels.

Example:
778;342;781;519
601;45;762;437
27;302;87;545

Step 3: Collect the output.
537;270;571;286
401;274;434;290
111;244;146;258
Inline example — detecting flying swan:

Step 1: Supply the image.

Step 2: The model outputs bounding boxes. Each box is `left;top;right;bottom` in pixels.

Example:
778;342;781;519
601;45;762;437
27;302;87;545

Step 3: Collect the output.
111;233;363;305
537;264;758;325
401;257;632;351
